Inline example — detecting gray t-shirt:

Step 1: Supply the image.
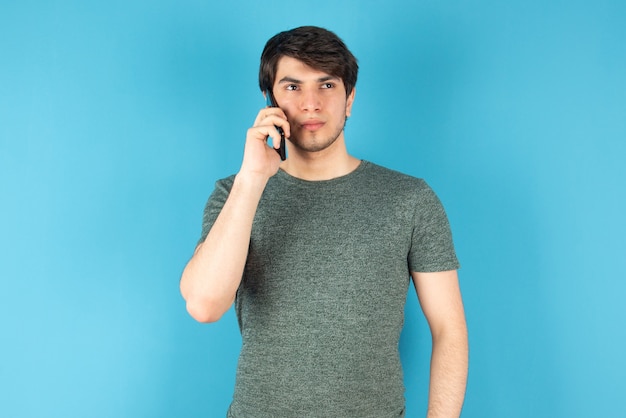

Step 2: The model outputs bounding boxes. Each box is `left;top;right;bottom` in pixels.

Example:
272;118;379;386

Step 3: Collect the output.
199;161;460;417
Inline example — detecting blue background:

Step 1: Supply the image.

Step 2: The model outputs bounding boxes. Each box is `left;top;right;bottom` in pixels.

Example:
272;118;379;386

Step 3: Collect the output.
1;0;625;417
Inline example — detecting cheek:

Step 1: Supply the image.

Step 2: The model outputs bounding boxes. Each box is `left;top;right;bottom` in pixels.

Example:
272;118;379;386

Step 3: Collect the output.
278;101;296;118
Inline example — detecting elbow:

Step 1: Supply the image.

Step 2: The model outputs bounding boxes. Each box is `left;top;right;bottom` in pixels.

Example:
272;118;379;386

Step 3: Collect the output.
179;262;235;323
184;297;229;323
432;324;469;355
180;275;224;323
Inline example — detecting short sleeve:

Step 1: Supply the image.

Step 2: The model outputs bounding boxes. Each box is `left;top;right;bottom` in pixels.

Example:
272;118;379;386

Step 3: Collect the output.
197;175;236;246
408;181;460;272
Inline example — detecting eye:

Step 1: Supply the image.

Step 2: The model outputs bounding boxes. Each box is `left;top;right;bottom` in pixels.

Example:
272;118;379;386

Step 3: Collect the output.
321;82;334;89
286;84;299;91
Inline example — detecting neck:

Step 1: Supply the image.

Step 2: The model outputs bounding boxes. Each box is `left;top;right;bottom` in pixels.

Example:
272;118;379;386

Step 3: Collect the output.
279;136;360;181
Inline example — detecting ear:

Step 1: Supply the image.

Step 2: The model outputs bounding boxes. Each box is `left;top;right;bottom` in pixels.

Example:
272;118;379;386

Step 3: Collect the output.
345;87;356;118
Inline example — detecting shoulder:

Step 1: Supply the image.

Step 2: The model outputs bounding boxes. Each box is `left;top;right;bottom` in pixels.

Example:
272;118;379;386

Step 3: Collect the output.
204;174;237;201
361;161;431;195
201;174;236;211
360;162;450;221
214;174;237;193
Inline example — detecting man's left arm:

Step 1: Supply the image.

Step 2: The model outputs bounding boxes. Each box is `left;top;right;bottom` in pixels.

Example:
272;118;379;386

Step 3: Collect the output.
411;269;468;418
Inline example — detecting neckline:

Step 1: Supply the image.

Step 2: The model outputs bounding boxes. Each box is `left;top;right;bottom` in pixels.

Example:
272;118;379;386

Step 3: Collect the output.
275;160;370;187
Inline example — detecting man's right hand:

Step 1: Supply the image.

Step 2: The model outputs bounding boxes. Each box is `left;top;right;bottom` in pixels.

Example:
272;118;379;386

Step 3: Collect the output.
239;106;291;180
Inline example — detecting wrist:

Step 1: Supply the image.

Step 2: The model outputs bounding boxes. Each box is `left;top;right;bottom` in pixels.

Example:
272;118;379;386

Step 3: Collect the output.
233;171;270;195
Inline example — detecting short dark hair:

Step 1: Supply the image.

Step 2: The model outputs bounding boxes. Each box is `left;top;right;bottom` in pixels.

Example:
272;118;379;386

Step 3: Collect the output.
259;26;359;97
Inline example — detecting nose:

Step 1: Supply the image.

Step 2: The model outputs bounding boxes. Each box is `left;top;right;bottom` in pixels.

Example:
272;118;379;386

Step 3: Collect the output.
299;87;321;112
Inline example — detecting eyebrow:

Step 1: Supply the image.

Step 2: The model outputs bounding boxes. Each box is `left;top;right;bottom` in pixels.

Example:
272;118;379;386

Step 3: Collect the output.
277;75;339;84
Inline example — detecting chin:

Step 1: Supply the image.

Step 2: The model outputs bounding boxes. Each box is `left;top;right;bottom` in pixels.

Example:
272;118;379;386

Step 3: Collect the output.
292;138;338;153
291;130;344;153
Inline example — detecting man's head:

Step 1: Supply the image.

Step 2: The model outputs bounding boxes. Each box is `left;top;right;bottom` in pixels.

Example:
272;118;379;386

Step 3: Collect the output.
259;26;358;98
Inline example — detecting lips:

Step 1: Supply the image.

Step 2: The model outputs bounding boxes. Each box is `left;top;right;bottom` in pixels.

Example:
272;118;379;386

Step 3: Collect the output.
300;120;325;131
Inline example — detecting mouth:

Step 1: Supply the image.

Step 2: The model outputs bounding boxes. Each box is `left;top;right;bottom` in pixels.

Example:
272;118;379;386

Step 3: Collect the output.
300;120;325;132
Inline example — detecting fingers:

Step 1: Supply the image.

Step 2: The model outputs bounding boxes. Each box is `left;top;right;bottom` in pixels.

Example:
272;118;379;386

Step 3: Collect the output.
239;107;288;179
246;125;284;150
253;107;291;139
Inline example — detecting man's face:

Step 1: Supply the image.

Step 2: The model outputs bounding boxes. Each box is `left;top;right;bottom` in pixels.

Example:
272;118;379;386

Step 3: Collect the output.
272;56;355;153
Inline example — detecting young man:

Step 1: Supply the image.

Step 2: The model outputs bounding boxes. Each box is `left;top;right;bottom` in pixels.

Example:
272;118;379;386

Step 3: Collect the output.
180;26;468;417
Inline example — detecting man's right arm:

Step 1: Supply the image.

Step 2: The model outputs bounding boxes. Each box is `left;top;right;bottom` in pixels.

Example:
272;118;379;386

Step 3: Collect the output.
179;104;290;323
180;173;268;322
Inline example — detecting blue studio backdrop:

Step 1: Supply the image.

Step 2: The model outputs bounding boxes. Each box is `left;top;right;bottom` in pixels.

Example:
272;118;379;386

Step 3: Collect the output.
1;1;625;417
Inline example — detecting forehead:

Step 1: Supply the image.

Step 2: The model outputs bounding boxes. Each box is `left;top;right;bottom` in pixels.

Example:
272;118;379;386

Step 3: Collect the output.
275;56;336;80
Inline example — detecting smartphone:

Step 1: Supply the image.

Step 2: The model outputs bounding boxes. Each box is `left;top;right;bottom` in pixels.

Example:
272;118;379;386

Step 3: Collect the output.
265;90;287;161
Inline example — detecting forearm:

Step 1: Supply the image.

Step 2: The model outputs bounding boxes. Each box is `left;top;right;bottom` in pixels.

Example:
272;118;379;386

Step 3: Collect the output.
426;329;469;418
180;173;268;322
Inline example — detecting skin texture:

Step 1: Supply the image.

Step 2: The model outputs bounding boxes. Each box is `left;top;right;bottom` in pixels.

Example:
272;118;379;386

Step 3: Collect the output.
413;270;468;417
180;56;468;416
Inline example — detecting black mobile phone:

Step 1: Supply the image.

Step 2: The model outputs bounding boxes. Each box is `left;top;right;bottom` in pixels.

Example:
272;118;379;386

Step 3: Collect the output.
265;90;287;161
